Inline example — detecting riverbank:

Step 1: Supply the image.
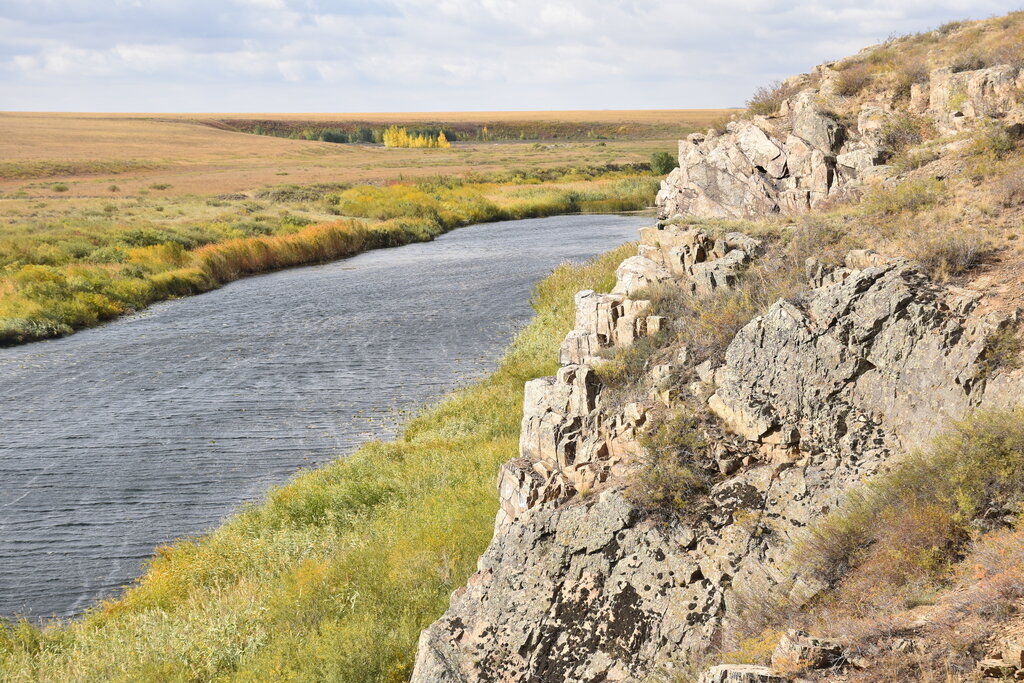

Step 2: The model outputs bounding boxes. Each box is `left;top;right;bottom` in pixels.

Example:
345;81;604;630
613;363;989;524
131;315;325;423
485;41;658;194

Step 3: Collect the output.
0;241;634;681
0;169;659;345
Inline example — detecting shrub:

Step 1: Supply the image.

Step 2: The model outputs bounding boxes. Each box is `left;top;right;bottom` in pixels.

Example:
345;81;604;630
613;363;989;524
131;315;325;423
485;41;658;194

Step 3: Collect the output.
835;62;871;97
937;20;966;36
149;183;172;190
626;411;713;519
979;325;1023;376
893;59;929;100
650;151;679;175
746;81;791;116
906;227;988;280
950;50;988;73
890;146;941;173
862;178;946;215
879;112;932;154
996;171;1024;206
793;409;1024;593
968;123;1017;159
51;183;69;192
595;331;674;400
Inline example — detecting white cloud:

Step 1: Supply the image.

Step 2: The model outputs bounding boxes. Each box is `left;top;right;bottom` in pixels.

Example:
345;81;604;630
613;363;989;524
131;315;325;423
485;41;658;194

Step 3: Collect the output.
0;0;1022;111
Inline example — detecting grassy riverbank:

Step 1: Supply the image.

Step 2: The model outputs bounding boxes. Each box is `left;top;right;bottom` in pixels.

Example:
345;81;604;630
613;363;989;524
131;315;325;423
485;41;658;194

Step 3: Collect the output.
0;242;633;681
0;170;658;345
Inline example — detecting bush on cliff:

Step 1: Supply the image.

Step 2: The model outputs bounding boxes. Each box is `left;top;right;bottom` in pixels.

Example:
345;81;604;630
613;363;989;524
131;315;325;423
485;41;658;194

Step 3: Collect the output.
650;151;679;175
795;408;1024;599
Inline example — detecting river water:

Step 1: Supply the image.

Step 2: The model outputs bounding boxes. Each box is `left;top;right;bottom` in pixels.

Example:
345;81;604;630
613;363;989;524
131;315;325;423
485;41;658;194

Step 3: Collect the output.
0;214;647;619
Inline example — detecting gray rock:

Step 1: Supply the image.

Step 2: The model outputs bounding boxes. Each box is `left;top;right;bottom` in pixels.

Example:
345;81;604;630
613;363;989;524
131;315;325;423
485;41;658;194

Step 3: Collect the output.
699;665;788;683
771;629;844;671
710;258;1011;456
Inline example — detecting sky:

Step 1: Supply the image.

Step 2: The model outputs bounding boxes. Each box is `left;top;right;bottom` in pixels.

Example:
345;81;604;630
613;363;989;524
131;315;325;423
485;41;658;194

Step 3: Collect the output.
1;0;1022;113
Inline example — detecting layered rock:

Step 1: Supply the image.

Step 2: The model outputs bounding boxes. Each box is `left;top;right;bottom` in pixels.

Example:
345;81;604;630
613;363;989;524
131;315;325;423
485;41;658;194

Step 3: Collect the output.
559;225;762;366
412;231;1019;682
656;93;856;219
913;64;1024;133
657;60;1024;220
503;225;762;532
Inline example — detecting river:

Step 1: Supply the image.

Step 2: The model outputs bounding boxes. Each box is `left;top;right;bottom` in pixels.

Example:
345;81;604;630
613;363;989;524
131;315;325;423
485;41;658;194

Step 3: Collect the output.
0;214;647;619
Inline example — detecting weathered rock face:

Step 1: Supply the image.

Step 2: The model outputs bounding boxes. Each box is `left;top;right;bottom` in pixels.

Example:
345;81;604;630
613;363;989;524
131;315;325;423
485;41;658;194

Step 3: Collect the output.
411;226;1020;682
414;490;719;682
709;254;1011;457
505;224;764;531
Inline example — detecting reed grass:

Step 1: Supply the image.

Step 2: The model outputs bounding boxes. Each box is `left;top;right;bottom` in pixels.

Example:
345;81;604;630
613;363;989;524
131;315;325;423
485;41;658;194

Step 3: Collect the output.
0;173;657;345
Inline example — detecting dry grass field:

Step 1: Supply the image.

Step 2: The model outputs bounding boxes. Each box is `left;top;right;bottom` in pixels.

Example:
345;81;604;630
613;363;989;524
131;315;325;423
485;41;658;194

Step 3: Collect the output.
0;110;733;198
0;108;729;344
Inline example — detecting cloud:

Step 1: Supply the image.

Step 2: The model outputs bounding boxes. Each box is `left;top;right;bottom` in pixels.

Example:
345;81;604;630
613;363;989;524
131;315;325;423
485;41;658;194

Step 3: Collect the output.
0;0;1021;111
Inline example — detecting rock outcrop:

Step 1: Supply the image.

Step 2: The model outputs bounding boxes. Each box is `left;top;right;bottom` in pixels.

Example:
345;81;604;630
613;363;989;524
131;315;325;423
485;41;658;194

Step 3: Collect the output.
655;93;861;219
411;223;1018;681
657;59;1024;220
914;64;1024;134
499;225;766;535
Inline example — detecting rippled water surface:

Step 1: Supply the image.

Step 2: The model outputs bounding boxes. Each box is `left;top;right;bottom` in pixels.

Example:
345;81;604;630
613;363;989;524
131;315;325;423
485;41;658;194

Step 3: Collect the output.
0;214;647;619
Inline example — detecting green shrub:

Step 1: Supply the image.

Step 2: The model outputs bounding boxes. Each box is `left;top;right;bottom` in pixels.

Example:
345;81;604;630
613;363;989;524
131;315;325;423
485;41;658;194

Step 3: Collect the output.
627;411;712;519
968;123;1018;159
51;183;69;192
650;151;679;175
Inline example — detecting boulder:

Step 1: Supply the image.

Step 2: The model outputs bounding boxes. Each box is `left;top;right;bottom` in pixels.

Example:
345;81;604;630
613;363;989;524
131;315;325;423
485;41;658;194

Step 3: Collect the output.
770;629;844;672
699;665;788;683
613;255;671;297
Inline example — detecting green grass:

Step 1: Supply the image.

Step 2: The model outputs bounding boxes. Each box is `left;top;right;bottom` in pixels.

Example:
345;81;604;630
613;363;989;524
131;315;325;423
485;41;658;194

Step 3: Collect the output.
0;171;658;345
0;242;634;682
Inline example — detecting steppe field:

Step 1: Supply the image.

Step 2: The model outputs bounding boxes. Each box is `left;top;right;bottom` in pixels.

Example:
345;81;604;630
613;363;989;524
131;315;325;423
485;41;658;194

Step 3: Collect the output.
0;109;732;196
0;109;732;344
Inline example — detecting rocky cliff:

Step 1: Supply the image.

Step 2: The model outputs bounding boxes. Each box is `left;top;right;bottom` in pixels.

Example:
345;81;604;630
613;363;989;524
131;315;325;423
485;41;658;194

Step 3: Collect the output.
413;17;1024;683
411;221;1018;682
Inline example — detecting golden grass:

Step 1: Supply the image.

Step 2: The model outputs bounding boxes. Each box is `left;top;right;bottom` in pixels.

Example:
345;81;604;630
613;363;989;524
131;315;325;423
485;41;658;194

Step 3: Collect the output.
0;172;661;344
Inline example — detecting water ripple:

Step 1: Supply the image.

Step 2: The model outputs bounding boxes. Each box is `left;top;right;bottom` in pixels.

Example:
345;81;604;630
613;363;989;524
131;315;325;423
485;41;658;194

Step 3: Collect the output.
0;214;646;619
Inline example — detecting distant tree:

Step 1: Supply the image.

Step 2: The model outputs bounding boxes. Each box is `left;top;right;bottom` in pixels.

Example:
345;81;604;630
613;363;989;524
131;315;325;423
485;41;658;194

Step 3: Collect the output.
437;130;451;148
650;151;679;175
